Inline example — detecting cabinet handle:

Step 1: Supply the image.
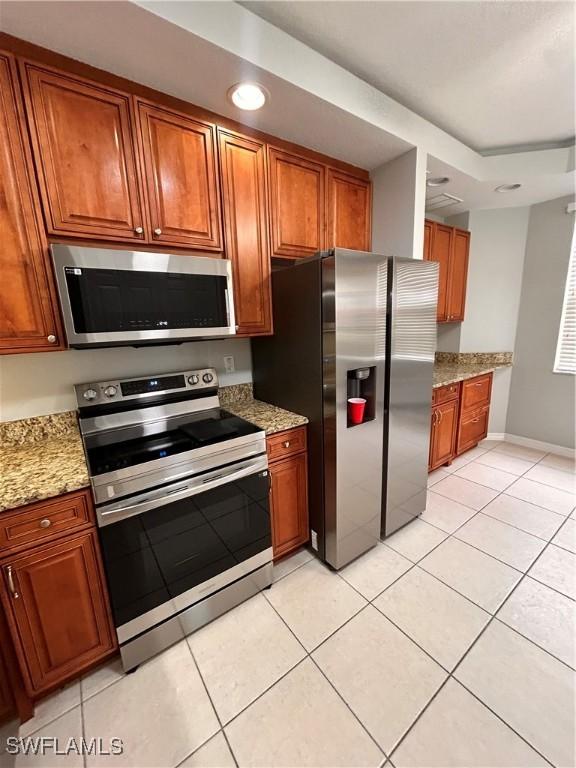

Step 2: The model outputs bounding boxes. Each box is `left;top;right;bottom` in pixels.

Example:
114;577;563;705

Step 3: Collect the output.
134;226;144;235
474;382;484;387
39;518;52;529
471;417;480;423
154;228;162;236
283;441;290;448
438;410;443;424
47;334;57;343
6;566;19;599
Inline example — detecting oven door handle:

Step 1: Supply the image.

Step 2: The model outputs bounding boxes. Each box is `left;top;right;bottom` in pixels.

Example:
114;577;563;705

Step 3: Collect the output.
96;456;268;527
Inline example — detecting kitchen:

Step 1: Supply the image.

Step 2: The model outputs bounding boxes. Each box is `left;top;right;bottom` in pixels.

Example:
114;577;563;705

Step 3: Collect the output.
0;2;575;767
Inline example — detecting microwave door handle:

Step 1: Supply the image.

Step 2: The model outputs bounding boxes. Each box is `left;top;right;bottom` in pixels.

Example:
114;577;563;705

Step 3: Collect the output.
97;457;268;527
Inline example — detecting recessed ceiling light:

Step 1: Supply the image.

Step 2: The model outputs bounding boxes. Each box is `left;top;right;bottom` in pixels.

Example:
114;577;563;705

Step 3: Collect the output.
426;176;450;187
228;82;268;111
495;183;522;193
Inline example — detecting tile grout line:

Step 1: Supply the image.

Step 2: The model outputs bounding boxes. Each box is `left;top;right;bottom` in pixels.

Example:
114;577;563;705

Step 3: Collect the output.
260;589;389;762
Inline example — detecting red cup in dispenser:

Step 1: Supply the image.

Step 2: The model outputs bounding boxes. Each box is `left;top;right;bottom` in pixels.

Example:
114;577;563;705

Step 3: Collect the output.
348;397;366;425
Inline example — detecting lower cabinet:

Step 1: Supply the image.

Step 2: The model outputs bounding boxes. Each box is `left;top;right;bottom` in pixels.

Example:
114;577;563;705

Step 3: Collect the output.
0;490;116;698
267;427;309;560
429;398;459;471
429;373;493;471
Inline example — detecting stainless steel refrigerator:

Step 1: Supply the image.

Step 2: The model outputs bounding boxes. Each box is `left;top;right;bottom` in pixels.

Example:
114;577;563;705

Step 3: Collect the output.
252;249;438;569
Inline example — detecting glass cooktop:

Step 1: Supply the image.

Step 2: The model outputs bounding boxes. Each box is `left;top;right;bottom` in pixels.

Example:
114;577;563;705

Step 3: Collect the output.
87;410;261;476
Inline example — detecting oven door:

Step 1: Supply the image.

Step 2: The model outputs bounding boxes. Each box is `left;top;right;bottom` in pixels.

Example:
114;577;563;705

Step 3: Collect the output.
51;245;235;347
96;456;271;642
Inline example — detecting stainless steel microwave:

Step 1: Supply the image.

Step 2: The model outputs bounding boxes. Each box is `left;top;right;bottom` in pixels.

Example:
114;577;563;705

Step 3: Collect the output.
51;245;236;348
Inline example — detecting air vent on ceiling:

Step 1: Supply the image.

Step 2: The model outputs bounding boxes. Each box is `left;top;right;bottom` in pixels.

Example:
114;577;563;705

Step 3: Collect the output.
425;193;464;212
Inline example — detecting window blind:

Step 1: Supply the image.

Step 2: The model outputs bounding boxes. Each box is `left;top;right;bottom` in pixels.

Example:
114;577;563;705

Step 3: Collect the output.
554;222;576;374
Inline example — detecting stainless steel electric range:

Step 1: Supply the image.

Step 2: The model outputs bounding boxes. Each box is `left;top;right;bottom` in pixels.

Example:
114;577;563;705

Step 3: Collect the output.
75;368;272;671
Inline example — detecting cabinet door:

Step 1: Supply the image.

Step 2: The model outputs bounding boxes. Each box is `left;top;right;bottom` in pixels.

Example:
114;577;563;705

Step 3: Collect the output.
447;228;470;321
457;405;490;455
425;222;452;322
0;52;64;354
268;147;325;258
423;219;434;261
218;129;272;335
270;453;309;560
429;400;458;471
137;101;222;250
1;531;116;696
327;169;371;251
21;60;145;241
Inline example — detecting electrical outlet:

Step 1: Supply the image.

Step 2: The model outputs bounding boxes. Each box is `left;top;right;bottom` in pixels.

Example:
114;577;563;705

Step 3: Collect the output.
223;355;235;373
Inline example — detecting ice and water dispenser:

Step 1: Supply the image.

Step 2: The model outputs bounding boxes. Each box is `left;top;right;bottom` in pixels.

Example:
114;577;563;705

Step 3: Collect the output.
346;367;376;427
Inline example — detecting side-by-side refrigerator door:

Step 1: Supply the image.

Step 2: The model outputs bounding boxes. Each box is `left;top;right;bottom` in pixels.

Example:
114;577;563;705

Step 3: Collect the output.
383;257;439;538
322;248;388;569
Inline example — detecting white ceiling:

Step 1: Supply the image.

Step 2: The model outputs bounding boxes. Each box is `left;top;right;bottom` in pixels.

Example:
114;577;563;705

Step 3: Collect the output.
425;155;575;218
240;0;575;154
0;0;573;214
0;0;411;169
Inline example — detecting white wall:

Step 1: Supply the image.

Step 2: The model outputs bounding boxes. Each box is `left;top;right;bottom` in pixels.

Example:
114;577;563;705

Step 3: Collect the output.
0;338;252;422
372;147;426;259
507;195;576;449
438;207;530;433
456;208;530;353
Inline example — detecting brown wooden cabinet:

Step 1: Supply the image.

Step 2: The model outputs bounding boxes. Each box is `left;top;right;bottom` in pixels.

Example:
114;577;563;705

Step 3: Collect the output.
21;60;146;242
457;373;492;454
327;168;371;251
424;220;470;323
0;491;116;697
136;100;222;250
0;51;64;354
429;373;493;470
218;128;272;335
267;427;309;560
449;228;470;322
268;147;325;258
429;384;460;471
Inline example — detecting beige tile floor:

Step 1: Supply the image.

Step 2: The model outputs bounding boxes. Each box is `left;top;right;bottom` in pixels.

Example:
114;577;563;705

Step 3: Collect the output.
1;440;574;768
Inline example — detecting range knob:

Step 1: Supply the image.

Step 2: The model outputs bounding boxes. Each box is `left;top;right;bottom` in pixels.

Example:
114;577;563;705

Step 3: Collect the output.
83;388;98;401
188;374;199;386
104;385;118;398
202;372;214;384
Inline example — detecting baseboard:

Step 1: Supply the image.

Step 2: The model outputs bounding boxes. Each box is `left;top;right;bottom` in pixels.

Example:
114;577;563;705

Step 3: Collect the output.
486;433;506;441
502;433;575;458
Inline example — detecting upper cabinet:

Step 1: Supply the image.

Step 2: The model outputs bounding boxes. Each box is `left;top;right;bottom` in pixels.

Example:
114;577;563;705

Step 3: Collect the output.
268;147;325;258
327;169;371;251
136;100;222;250
0;52;64;354
20;61;146;242
218;128;272;336
424;219;470;323
449;228;470;322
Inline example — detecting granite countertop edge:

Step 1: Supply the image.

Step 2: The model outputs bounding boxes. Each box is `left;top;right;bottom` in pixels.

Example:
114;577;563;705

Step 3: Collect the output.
433;362;512;388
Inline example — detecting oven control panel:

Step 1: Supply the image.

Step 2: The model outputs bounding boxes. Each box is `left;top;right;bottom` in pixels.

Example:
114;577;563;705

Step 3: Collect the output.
75;368;218;408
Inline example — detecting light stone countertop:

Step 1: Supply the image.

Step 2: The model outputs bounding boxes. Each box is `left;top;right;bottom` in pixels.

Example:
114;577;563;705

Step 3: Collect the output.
433;361;512;388
0;414;89;512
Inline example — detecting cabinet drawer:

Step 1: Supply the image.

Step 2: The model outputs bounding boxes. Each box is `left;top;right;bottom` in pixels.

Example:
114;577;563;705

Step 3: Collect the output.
267;427;307;462
0;491;93;554
457;405;489;454
432;382;460;406
461;374;492;413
